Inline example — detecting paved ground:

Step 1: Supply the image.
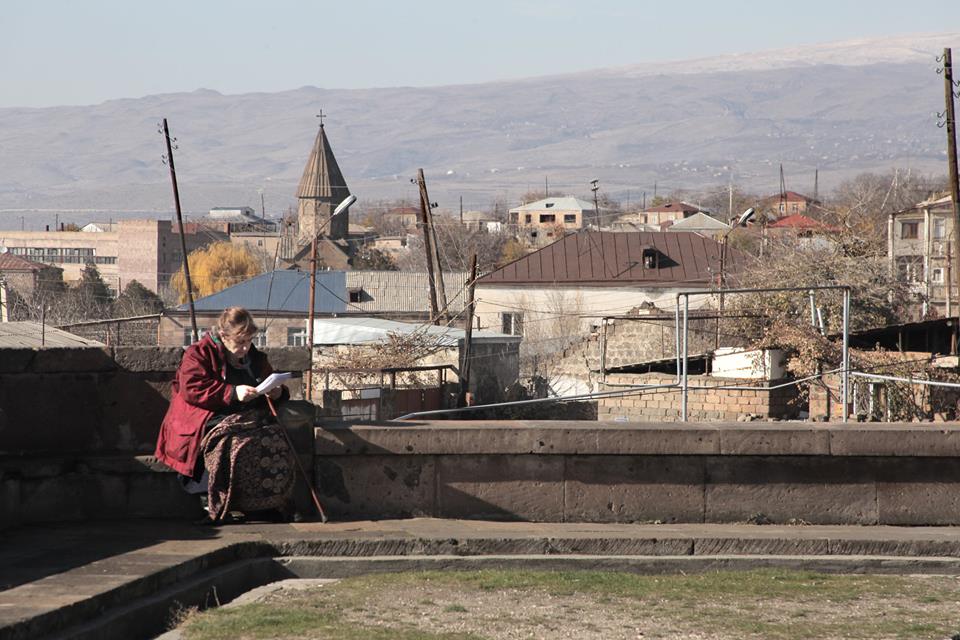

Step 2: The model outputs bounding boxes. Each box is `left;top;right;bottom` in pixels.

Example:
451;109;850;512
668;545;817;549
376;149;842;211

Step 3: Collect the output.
4;518;960;640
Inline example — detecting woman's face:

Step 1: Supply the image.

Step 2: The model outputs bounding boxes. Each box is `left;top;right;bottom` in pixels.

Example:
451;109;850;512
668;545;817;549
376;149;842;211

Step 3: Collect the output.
220;331;254;359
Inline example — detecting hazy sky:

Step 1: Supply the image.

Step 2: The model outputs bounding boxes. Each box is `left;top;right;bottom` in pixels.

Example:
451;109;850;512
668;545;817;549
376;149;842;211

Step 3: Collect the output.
4;0;959;108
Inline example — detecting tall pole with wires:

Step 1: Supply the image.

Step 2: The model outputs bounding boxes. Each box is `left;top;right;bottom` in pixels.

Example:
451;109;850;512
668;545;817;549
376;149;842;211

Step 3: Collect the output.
415;169;448;323
591;179;601;228
161;118;198;342
938;49;960;356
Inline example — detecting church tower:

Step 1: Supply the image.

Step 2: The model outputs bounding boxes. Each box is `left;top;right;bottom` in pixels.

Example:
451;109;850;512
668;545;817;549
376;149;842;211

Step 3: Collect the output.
296;122;351;245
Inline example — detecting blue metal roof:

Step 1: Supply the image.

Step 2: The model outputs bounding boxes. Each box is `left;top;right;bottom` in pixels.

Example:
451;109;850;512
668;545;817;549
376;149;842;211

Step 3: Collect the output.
177;270;346;313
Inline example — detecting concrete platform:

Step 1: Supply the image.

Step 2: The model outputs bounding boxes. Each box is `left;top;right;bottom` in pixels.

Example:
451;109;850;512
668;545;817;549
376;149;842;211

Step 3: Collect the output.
3;518;960;639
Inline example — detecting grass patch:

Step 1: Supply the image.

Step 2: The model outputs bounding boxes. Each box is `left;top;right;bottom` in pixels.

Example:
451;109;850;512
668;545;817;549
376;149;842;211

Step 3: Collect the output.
179;569;960;640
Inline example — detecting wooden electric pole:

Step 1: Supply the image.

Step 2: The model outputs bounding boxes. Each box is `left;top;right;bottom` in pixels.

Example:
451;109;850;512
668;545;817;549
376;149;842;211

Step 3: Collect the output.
416;169;448;323
941;49;960;355
162;118;198;343
459;253;478;405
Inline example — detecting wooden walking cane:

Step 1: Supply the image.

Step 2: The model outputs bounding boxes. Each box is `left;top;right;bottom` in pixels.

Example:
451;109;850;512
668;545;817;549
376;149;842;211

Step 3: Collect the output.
266;396;328;523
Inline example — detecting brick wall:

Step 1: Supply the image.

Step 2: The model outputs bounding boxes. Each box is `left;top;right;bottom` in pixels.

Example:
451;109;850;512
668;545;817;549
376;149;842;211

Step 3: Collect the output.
597;372;800;422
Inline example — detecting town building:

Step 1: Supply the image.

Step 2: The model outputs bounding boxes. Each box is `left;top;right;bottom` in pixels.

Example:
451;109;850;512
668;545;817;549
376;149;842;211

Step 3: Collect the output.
296;123;352;247
887;194;956;319
510;197;597;245
0;219;222;295
639;201;707;226
760;190;820;218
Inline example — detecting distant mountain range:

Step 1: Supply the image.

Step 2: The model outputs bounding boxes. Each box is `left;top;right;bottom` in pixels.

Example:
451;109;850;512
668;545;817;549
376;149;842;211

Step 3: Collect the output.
0;33;957;229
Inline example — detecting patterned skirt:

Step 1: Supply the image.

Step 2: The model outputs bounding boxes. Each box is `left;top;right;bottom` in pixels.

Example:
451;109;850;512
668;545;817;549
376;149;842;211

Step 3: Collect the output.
199;409;296;521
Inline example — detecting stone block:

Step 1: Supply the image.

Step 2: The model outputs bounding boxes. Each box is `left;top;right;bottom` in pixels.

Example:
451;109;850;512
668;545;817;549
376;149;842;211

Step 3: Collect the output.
29;347;116;373
111;347;183;372
315;455;435;520
597;425;719;454
878;457;960;525
830;426;960;457
0;373;105;454
704;456;878;525
99;372;171;452
0;475;20;530
437;454;563;521
127;472;203;519
565;455;705;523
19;474;87;522
0;349;35;374
718;425;830;455
262;347;311;373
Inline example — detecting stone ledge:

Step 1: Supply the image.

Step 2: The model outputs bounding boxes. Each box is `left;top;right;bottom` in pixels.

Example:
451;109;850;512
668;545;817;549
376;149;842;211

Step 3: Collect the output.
315;421;960;457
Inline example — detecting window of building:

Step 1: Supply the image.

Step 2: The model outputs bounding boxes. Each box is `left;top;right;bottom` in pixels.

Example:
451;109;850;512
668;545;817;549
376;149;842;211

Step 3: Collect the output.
932;267;944;283
348;288;363;303
933;218;946;240
901;221;919;240
253;330;267;348
896;256;923;282
539;214;556;224
501;312;523;336
524;214;532;224
287;326;307;347
791;203;799;213
564;214;577;224
182;328;196;346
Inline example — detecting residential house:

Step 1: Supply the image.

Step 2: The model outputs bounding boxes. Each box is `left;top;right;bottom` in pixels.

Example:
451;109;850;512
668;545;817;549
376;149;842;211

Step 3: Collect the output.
461;210;502;233
640;201;706;226
765;213;840;249
345;271;469;323
760;190;820;218
887;194;956;319
664;212;731;238
475;230;737;337
158;270;347;346
0;219;222;295
510;197;597;245
381;207;420;231
0;252;58;303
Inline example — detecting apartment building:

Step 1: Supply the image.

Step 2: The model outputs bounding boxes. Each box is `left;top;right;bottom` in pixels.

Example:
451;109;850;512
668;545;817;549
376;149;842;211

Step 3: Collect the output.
887;195;956;318
0;219;222;295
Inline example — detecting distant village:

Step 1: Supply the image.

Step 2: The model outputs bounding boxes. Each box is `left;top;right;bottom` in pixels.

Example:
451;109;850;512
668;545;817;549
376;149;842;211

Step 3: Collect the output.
0;122;958;424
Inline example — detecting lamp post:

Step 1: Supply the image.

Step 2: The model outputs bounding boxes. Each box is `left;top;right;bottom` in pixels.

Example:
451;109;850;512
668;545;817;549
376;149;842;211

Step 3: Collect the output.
306;194;357;399
716;207;755;349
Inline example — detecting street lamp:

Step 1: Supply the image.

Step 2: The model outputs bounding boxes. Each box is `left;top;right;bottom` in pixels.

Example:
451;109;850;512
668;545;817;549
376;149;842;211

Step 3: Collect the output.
716;207;755;348
306;194;357;399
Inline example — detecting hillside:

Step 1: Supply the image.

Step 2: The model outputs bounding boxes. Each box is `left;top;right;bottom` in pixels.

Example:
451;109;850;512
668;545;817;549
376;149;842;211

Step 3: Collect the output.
0;33;957;227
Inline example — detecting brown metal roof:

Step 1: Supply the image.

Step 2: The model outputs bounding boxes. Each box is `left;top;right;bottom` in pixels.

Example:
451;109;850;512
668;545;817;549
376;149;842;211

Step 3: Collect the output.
0;253;45;271
478;230;739;287
0;322;105;348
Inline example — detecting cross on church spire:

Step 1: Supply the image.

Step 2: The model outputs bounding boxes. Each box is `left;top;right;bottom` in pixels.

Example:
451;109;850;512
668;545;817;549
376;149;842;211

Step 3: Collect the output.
316;110;326;127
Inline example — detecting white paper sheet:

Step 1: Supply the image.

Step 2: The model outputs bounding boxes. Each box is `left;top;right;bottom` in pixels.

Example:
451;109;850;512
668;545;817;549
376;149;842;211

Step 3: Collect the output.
254;372;292;395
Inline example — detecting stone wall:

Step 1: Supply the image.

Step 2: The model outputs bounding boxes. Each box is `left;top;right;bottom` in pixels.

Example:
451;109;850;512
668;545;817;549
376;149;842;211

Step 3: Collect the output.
597;373;800;422
315;421;960;525
0;345;311;529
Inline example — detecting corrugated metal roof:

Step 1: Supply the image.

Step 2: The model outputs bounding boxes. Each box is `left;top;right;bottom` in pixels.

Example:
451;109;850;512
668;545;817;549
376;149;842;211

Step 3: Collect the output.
0;322;105;348
643;201;703;213
345;271;468;313
478;230;739;287
177;270;346;313
0;253;45;271
312;316;518;346
667;212;731;231
509;197;596;213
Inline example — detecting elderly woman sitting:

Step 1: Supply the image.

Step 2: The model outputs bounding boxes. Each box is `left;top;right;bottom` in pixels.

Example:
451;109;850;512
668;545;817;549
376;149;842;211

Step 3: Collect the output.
154;307;296;523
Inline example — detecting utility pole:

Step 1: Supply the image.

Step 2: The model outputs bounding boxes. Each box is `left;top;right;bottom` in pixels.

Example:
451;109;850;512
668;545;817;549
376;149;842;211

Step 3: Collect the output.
415;169;443;323
545;176;549;198
940;48;960;355
813;168;819;202
258;187;266;223
459;195;463;225
161;118;198;343
459;253;478;405
591;179;601;227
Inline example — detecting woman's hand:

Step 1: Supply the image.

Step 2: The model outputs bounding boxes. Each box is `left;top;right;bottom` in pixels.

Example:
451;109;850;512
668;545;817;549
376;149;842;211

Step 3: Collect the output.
235;385;259;402
266;385;283;400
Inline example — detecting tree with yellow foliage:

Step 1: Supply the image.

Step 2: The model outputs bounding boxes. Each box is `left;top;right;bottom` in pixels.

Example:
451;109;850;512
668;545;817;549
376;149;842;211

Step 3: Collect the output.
170;242;262;303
